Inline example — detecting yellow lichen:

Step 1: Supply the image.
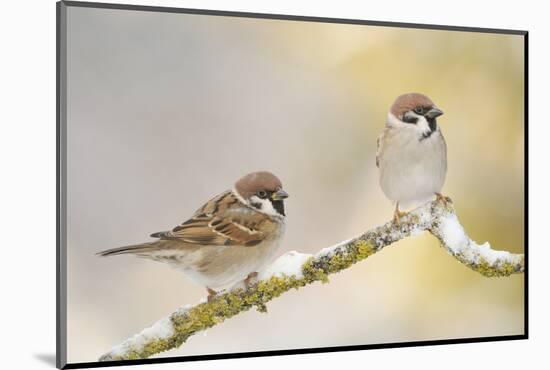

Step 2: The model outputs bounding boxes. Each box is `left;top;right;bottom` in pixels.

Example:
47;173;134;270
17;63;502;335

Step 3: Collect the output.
325;240;376;274
459;256;523;278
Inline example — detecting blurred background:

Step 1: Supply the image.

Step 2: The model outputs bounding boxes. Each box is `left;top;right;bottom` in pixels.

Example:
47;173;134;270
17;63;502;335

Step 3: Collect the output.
65;6;525;363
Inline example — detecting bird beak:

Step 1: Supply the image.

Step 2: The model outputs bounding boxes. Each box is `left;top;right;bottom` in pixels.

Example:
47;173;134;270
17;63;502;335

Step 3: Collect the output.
271;189;289;200
426;107;444;119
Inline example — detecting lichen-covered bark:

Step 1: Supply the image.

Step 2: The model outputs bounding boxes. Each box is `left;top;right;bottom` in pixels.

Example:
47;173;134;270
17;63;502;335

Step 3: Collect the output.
99;198;524;361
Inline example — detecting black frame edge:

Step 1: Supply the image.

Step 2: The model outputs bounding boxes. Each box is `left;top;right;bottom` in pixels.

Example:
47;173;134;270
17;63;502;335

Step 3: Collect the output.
61;0;527;35
523;31;529;339
63;335;527;369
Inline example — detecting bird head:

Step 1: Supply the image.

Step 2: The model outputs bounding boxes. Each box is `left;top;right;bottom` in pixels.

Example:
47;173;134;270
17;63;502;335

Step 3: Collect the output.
387;93;444;139
234;171;289;218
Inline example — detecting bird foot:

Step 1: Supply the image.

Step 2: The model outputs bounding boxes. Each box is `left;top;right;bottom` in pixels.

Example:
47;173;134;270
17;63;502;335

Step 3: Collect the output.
435;192;452;205
393;209;407;226
244;271;258;288
206;287;217;302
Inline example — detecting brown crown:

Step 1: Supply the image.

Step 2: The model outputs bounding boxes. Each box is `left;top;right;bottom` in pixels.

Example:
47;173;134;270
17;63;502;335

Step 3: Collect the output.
390;93;435;118
235;171;283;199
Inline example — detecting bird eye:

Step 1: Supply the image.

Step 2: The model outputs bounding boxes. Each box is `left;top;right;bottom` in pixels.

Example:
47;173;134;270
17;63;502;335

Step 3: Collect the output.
414;107;424;115
257;190;267;198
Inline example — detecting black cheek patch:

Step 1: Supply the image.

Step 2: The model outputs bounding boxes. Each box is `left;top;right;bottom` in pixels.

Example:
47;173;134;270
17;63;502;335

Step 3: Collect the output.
251;202;262;210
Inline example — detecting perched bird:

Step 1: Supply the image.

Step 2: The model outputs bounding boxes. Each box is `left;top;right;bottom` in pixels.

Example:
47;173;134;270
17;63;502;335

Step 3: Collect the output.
376;93;448;223
97;171;288;300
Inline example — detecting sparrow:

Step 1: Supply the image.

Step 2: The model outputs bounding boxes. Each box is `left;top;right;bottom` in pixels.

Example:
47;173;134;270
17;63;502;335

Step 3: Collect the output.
97;171;289;300
376;93;448;223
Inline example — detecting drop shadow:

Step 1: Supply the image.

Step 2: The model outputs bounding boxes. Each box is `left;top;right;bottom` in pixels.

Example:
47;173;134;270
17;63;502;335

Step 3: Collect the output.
34;353;56;367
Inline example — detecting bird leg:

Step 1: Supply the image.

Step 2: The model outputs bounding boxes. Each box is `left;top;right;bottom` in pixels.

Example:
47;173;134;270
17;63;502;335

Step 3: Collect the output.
393;203;407;226
435;192;452;205
206;287;217;302
244;271;258;288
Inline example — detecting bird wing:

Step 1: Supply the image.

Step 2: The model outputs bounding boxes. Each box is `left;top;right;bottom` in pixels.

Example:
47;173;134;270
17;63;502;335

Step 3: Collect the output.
376;131;385;168
150;191;271;247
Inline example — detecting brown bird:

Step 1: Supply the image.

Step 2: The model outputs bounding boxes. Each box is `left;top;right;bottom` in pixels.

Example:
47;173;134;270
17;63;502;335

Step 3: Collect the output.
97;171;288;300
376;93;448;224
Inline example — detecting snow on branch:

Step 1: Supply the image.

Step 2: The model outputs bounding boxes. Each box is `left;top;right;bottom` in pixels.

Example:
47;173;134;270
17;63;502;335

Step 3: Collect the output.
98;198;524;361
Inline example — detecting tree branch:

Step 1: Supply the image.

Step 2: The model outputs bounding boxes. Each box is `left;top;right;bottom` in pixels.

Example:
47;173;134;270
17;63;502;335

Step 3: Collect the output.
99;198;524;361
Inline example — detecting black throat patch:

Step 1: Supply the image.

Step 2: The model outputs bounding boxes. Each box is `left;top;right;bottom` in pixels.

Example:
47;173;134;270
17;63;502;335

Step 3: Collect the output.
420;118;438;141
428;117;437;133
270;199;285;216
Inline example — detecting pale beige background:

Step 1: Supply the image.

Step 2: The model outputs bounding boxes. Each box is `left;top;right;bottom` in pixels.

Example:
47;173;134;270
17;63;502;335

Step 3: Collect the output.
66;6;524;363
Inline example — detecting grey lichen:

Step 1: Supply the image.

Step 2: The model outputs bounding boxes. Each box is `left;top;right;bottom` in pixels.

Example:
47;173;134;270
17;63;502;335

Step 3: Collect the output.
99;197;524;361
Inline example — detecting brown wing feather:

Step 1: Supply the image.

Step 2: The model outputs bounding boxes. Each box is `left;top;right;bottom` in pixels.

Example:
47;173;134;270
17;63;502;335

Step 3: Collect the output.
150;191;273;247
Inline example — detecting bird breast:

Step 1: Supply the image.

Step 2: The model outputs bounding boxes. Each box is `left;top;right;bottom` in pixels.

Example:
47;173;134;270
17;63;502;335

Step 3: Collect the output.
378;127;447;207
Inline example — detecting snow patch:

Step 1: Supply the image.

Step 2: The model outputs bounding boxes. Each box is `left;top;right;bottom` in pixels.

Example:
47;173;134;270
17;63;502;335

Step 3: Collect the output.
258;251;312;280
439;214;512;266
476;242;510;265
439;214;468;253
417;207;434;225
110;316;174;356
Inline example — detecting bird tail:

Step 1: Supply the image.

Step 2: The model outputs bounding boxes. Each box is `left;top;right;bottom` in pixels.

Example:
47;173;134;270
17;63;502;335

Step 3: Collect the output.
96;242;158;257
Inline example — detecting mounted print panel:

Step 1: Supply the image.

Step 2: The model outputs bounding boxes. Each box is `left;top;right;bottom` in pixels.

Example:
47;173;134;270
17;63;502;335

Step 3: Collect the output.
57;1;527;368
